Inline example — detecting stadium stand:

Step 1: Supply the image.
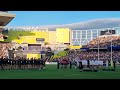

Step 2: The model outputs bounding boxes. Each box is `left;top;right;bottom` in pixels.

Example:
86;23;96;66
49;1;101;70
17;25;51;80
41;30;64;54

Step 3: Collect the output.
83;35;120;48
0;42;12;58
0;11;15;59
0;11;119;71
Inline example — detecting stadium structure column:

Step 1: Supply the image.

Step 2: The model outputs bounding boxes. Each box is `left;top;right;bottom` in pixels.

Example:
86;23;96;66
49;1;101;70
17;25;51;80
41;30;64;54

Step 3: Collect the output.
110;29;113;67
107;29;113;66
104;29;113;67
97;29;100;61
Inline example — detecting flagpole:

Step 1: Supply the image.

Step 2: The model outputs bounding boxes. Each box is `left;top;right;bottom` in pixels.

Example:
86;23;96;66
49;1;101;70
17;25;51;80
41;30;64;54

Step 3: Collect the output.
98;34;100;61
110;29;113;66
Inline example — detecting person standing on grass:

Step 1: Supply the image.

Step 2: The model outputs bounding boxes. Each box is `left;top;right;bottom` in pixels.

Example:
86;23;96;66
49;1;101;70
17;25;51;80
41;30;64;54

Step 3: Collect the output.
42;58;45;69
20;58;23;70
18;58;21;70
10;59;13;70
38;59;41;70
13;59;16;70
75;57;79;69
113;61;116;69
26;58;29;69
106;60;109;69
57;60;60;69
24;58;27;70
27;58;30;70
32;58;34;69
33;58;35;69
30;58;33;69
15;59;18;70
2;58;5;70
0;58;2;70
5;58;9;70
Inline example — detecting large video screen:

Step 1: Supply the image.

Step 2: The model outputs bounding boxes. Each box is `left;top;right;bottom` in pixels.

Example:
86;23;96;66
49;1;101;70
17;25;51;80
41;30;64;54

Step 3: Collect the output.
36;38;45;41
100;30;116;35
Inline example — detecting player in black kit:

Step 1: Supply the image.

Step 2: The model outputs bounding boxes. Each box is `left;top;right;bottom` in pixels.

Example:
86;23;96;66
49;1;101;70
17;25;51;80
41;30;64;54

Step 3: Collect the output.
0;58;3;70
0;57;46;70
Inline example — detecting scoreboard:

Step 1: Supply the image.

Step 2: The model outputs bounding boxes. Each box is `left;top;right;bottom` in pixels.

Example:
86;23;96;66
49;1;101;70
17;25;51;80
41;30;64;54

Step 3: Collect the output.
100;30;116;35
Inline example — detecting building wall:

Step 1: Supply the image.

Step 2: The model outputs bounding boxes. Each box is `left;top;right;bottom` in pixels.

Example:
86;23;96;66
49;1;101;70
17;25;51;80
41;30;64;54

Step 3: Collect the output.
6;28;119;47
56;28;70;44
71;27;120;46
5;30;49;44
72;30;99;46
69;29;72;45
70;45;82;49
27;54;41;59
48;31;56;44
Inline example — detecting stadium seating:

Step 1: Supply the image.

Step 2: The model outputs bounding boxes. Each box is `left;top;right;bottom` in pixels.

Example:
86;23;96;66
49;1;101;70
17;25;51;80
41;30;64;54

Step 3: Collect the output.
83;35;120;48
0;42;12;58
58;35;120;63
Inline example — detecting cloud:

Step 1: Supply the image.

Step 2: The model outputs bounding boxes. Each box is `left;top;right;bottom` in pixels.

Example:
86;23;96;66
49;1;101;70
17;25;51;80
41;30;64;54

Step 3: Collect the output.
7;18;120;30
47;18;120;30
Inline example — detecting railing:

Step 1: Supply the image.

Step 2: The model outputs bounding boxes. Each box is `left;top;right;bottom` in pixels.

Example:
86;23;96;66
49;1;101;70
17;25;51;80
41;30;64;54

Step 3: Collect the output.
16;50;41;54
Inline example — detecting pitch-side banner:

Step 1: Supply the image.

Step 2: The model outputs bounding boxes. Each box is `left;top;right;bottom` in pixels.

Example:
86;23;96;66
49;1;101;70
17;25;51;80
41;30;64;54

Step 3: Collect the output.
46;62;57;65
82;60;103;65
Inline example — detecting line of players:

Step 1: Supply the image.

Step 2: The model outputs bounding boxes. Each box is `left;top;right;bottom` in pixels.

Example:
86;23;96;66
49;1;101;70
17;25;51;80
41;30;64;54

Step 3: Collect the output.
0;58;46;70
57;59;116;70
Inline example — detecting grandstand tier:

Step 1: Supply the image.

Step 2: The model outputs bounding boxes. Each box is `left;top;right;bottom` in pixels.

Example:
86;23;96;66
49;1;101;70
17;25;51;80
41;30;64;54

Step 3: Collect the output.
0;11;15;28
0;11;16;41
0;11;16;58
2;26;120;58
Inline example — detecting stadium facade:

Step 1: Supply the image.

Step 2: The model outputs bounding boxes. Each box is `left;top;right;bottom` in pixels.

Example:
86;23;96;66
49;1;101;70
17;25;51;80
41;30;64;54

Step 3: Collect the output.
1;11;120;59
1;27;120;59
4;26;120;48
72;27;120;46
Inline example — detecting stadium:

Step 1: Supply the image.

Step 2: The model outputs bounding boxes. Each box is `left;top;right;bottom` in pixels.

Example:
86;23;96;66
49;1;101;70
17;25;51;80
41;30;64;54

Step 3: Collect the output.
1;11;120;79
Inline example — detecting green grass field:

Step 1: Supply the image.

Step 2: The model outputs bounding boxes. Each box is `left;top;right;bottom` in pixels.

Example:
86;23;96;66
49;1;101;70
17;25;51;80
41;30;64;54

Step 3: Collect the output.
0;65;120;79
53;50;68;58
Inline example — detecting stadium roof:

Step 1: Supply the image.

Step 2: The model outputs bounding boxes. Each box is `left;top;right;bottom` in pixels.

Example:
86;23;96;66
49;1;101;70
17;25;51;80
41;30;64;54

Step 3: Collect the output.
0;11;16;28
6;18;120;30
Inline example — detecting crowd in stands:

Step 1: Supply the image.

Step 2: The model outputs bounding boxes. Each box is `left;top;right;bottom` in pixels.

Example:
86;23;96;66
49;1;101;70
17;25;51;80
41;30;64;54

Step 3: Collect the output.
83;35;120;48
50;35;120;63
48;50;120;64
67;50;120;61
23;50;120;63
0;34;3;38
0;34;120;64
0;42;12;58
